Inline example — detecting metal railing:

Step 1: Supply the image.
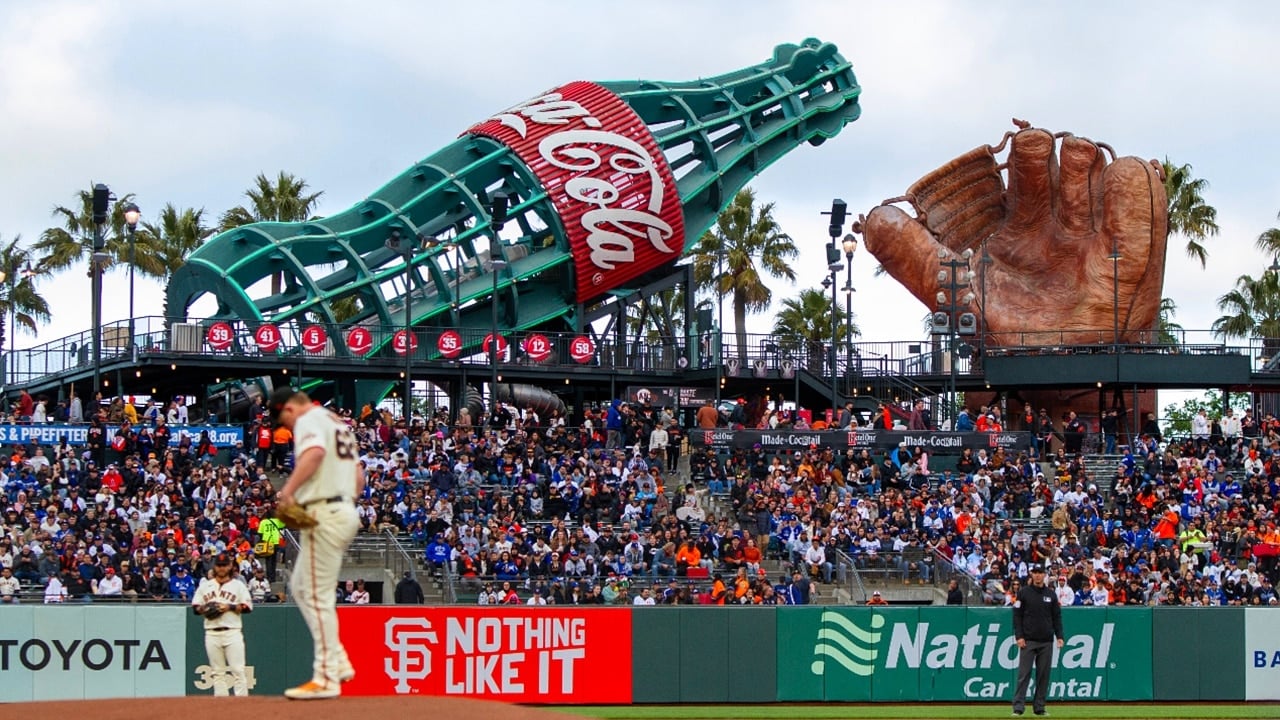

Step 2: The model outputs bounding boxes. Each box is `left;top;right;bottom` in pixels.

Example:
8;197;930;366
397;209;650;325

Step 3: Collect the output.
5;319;1278;391
832;547;867;604
932;548;983;605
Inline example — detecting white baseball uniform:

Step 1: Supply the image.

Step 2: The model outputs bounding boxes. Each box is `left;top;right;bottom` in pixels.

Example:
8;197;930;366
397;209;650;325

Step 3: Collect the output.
192;575;254;696
290;407;361;687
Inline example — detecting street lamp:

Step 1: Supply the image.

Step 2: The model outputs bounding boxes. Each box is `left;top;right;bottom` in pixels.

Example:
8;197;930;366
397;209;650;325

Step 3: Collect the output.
489;193;510;415
122;203;140;356
842;234;858;396
90;183;113;395
932;248;976;429
386;227;423;421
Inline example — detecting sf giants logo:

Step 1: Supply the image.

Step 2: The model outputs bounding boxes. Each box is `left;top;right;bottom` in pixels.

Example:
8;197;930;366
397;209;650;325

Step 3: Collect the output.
385;618;438;693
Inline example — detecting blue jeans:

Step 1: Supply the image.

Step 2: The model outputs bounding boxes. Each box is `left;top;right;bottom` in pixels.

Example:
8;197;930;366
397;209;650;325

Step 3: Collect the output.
1105;434;1117;454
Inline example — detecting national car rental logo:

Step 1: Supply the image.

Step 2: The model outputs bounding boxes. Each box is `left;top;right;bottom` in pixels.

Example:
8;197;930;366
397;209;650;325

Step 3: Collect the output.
812;611;885;676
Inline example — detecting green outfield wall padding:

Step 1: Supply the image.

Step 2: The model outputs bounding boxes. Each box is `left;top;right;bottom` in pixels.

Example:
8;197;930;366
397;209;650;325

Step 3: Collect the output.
185;605;312;697
727;607;777;702
631;607;681;703
678;608;730;702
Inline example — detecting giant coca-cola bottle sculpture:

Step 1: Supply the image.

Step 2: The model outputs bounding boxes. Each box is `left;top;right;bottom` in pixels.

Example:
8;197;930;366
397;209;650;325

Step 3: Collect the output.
166;38;861;359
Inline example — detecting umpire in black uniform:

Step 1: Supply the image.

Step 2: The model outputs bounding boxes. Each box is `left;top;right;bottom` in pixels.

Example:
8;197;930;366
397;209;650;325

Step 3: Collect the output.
1012;564;1064;716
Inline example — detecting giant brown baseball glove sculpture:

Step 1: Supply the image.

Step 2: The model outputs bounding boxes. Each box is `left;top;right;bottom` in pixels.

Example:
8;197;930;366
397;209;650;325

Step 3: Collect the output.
861;120;1168;345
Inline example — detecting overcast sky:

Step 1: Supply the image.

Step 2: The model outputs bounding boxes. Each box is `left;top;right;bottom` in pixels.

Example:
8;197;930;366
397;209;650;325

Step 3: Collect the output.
2;0;1278;367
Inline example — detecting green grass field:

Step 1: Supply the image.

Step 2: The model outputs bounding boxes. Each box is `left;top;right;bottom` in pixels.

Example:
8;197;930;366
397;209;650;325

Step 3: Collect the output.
554;704;1280;720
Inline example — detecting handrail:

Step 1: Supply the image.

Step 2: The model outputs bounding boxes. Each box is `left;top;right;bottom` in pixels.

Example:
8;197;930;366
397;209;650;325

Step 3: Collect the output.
932;547;982;605
382;528;419;585
832;546;867;604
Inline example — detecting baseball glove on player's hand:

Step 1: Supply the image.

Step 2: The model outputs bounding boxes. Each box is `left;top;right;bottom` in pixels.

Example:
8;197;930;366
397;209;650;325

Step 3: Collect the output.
275;503;318;530
201;603;226;620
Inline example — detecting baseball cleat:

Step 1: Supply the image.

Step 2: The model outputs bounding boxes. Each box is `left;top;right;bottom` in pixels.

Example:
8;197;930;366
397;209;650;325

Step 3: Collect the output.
285;680;340;700
339;665;356;683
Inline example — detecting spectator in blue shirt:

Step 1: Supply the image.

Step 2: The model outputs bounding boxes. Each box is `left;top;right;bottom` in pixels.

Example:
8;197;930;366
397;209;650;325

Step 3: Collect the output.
168;564;195;600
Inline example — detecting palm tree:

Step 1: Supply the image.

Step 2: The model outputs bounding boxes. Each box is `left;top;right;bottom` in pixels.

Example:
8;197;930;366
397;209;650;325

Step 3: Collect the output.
1155;296;1183;345
0;236;52;355
690;188;798;359
772;288;857;371
218;171;323;294
1212;272;1280;362
139;204;213;279
1162;159;1220;268
33;189;140;275
1254;211;1280;260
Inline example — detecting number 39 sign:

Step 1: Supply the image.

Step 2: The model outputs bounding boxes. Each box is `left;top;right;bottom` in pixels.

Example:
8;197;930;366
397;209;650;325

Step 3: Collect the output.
206;322;234;351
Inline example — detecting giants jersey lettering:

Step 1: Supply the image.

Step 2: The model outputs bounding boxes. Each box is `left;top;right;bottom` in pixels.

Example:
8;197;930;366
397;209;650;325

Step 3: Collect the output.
291;408;358;505
192;577;253;630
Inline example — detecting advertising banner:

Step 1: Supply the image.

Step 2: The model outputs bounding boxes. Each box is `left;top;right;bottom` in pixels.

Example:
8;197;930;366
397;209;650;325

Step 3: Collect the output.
625;385;680;409
0;605;186;702
0;423;244;448
337;606;632;703
689;428;1030;454
1246;608;1280;700
777;607;1150;702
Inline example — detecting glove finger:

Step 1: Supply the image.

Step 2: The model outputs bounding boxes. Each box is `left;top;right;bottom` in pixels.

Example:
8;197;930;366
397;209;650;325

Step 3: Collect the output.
906;145;1004;252
1100;156;1168;336
1055;135;1105;234
863;205;946;307
1005;129;1057;232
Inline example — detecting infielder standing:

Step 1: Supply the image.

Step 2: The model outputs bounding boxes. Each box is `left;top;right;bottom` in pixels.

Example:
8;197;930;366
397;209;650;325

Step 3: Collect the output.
192;552;254;696
270;388;363;700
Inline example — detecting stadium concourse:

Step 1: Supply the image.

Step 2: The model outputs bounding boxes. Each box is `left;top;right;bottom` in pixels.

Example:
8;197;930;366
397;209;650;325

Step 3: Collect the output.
1;389;1278;608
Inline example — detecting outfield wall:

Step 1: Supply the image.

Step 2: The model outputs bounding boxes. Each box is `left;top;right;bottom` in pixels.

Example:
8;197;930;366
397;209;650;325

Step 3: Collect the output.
1;605;1277;702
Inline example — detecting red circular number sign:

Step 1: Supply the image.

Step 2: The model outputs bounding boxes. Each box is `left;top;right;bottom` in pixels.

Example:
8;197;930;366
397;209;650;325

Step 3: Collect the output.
483;334;508;360
569;335;595;364
254;323;281;353
301;325;328;354
393;329;419;355
524;333;551;363
346;327;372;356
437;329;462;359
206;322;234;351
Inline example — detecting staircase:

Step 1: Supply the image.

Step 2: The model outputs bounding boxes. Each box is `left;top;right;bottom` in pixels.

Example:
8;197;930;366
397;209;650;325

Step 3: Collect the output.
1079;454;1124;500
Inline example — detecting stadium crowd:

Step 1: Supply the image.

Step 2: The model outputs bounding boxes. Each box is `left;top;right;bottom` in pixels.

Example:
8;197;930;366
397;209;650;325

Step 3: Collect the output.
1;388;1278;610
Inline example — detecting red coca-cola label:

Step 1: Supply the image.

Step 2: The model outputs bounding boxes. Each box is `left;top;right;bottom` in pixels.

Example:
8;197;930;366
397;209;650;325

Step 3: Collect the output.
347;327;372;356
523;334;551;363
254;323;281;353
437;329;462;359
206;322;233;351
465;81;685;304
301;325;328;353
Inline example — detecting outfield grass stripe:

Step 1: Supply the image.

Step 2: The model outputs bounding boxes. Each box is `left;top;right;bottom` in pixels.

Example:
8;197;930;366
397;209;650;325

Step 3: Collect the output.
553;703;1280;719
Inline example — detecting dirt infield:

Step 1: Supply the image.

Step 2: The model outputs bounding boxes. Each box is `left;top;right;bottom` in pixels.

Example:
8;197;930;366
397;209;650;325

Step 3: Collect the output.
0;695;596;719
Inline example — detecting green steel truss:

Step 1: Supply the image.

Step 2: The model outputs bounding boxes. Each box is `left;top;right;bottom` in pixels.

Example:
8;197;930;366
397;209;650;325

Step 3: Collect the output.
165;38;861;357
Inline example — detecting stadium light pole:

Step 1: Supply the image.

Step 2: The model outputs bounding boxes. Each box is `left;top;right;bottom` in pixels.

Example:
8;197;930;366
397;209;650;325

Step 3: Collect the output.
90;183;113;396
489;193;509;416
822;199;848;419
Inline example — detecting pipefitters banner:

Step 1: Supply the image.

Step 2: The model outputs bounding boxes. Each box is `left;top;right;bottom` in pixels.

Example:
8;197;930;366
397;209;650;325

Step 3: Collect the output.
338;606;632;703
0;423;244;448
687;428;1031;453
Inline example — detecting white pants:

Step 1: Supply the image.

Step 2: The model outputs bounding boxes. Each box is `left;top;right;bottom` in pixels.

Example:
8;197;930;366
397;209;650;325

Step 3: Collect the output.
204;629;248;696
291;502;360;685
